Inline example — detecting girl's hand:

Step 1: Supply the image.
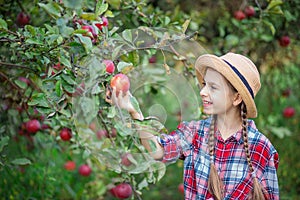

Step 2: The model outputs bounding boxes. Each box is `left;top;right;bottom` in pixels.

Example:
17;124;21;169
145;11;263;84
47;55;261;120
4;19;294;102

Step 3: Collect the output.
105;85;144;120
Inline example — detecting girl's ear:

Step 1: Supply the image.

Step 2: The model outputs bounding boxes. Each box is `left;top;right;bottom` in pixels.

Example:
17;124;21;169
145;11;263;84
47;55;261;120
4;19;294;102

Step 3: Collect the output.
233;93;243;106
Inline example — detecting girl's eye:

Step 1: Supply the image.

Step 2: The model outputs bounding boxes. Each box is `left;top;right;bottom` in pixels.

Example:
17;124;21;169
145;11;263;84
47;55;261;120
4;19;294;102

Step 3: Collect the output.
210;86;217;90
201;82;206;87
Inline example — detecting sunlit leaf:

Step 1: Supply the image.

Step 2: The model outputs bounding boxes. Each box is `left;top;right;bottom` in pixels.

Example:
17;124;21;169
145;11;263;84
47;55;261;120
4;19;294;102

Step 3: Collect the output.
11;158;31;165
96;2;108;16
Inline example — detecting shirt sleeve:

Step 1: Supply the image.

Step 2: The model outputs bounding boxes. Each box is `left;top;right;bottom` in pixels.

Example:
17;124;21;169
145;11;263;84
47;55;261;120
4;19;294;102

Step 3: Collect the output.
158;121;200;163
262;151;280;200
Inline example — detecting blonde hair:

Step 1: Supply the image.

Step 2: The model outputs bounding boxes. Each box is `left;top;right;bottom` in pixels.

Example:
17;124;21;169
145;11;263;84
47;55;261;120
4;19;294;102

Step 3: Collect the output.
207;103;266;199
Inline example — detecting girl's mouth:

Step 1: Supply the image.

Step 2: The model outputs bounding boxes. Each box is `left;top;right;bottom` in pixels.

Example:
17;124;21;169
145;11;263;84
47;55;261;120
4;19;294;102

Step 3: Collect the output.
202;100;212;107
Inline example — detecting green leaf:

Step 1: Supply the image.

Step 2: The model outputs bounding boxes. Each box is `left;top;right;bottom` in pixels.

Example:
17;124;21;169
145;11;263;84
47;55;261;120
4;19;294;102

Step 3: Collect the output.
0;18;8;30
268;126;291;139
0;136;9;152
225;34;239;47
96;2;108;16
55;80;62;96
38;2;62;19
80;12;97;21
28;93;49;107
11;158;31;165
14;79;28;89
60;56;72;69
25;38;44;45
266;0;283;10
107;106;116;118
62;0;83;9
130;96;141;115
263;20;276;35
61;74;76;85
122;29;133;43
181;19;190;33
117;61;133;72
75;34;93;52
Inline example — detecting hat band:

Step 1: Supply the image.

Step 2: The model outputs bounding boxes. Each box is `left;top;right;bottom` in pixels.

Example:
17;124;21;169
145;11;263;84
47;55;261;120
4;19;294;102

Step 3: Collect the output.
222;59;254;99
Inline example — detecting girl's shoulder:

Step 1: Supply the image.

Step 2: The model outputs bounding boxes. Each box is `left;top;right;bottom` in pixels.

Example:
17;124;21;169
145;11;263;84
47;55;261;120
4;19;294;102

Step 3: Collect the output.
247;119;277;155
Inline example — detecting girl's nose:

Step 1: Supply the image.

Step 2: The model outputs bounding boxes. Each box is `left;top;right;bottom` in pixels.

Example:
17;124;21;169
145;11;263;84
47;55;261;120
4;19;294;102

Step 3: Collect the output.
200;86;208;97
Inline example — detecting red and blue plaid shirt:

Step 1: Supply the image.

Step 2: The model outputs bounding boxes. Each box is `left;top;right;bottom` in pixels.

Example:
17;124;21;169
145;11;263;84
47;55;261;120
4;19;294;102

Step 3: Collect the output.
158;117;279;199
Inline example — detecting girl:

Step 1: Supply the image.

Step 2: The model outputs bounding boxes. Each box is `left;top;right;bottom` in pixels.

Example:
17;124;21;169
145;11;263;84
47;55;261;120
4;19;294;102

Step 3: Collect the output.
107;52;279;199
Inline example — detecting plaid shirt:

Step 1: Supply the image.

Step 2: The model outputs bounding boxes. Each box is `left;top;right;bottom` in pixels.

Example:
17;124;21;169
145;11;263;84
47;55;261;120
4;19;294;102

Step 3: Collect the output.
159;117;279;200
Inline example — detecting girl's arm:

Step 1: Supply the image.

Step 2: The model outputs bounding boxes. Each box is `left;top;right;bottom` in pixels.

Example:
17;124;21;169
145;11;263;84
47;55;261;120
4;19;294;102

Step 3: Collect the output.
106;87;164;160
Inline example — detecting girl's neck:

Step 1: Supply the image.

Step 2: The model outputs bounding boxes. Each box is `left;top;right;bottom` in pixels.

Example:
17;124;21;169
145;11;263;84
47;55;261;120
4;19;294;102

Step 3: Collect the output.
215;113;242;140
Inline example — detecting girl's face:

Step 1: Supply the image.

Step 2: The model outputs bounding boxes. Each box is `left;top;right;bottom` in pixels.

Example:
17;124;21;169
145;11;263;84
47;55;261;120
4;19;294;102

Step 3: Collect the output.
200;68;238;116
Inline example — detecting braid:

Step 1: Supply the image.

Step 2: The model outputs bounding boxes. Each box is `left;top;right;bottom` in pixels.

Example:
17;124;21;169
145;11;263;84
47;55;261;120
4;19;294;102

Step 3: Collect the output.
241;103;266;200
208;115;224;200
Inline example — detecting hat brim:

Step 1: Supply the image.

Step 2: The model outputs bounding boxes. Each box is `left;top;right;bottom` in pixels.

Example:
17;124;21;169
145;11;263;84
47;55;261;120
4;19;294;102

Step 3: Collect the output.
195;54;257;118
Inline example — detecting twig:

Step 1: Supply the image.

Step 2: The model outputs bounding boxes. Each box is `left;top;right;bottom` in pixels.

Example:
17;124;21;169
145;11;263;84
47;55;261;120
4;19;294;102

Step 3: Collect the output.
0;61;38;72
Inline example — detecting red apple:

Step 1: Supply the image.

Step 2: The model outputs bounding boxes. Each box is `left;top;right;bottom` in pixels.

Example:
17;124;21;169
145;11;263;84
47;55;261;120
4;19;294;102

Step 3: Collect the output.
82;25;97;38
96;129;107;140
64;161;76;171
283;107;295;118
279;36;291;47
121;153;132;166
103;60;115;74
149;56;156;63
16;12;30;27
110;73;130;96
18;77;31;86
89;122;97;132
106;128;117;138
101;16;109;27
234;10;246;21
245;6;256;17
178;183;184;194
60;128;72;141
78;164;92;176
110;183;133;199
95;16;109;30
26;119;41;134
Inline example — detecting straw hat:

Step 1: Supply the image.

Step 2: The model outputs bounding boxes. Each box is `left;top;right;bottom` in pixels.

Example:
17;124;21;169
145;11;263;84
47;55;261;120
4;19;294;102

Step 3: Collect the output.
195;52;261;118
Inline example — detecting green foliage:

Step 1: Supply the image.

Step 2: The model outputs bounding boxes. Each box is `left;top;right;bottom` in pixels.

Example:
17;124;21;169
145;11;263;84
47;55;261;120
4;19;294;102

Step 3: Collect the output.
0;0;300;199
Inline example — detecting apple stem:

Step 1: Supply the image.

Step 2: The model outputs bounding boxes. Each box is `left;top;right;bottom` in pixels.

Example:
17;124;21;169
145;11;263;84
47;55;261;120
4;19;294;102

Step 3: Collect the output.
16;0;27;13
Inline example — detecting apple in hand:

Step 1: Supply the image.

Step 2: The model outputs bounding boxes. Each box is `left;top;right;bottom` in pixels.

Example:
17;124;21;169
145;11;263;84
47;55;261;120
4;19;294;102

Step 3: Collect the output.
110;73;130;96
110;183;133;199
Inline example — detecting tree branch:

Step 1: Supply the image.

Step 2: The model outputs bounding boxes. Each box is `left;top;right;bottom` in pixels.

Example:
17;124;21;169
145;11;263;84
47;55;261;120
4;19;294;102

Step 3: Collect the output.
0;61;38;72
